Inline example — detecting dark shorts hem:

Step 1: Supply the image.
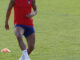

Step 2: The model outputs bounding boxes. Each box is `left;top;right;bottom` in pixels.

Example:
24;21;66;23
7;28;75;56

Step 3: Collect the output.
15;24;35;37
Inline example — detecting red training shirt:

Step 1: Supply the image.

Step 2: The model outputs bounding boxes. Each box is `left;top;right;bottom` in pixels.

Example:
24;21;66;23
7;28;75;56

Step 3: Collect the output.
14;0;33;26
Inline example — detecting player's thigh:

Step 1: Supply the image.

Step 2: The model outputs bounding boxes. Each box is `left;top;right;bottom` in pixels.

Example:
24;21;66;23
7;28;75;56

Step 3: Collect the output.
26;33;35;48
14;27;24;36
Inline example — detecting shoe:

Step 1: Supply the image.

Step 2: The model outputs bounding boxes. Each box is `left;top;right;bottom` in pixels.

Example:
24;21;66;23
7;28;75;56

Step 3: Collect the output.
24;56;30;60
19;55;25;60
19;55;30;60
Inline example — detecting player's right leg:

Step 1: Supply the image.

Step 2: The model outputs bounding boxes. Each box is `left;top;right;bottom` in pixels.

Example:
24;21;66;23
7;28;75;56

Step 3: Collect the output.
14;26;30;60
14;26;26;60
14;27;26;50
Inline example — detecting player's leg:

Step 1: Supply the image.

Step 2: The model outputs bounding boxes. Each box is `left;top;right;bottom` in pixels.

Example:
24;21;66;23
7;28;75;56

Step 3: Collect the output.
26;33;35;55
20;33;35;60
14;26;30;60
14;27;26;50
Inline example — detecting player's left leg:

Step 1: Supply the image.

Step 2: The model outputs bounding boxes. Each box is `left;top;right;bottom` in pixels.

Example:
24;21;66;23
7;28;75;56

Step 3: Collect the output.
20;33;35;60
19;25;35;60
26;33;35;55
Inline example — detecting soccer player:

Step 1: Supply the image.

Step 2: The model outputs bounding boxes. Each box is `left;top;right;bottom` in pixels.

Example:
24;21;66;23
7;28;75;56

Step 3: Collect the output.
5;0;37;60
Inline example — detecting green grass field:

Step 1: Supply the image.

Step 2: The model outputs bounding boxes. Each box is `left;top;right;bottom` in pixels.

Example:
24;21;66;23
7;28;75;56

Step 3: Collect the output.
0;0;80;60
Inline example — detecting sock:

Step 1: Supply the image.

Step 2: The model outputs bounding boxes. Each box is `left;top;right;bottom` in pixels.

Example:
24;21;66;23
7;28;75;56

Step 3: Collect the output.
22;50;29;59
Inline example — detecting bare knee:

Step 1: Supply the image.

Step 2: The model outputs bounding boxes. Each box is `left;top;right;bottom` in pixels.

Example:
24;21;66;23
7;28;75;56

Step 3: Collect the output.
15;31;22;41
14;27;24;40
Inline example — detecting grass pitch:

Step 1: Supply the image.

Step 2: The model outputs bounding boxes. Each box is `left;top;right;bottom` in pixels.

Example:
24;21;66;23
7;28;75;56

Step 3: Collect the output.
0;0;80;60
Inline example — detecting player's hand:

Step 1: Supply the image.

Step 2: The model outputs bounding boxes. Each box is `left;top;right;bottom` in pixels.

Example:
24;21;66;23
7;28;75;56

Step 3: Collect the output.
26;11;37;18
26;14;33;18
5;23;9;30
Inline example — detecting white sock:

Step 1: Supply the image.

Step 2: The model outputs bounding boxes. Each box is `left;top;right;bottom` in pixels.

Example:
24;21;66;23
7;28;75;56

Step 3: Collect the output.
22;50;29;59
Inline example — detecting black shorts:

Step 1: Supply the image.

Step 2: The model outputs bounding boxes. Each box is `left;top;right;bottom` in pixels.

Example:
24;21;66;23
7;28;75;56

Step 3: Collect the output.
15;24;35;37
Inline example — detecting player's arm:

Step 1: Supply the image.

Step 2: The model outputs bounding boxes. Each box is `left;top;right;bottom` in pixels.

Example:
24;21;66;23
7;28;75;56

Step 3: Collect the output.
5;0;15;30
26;0;38;18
